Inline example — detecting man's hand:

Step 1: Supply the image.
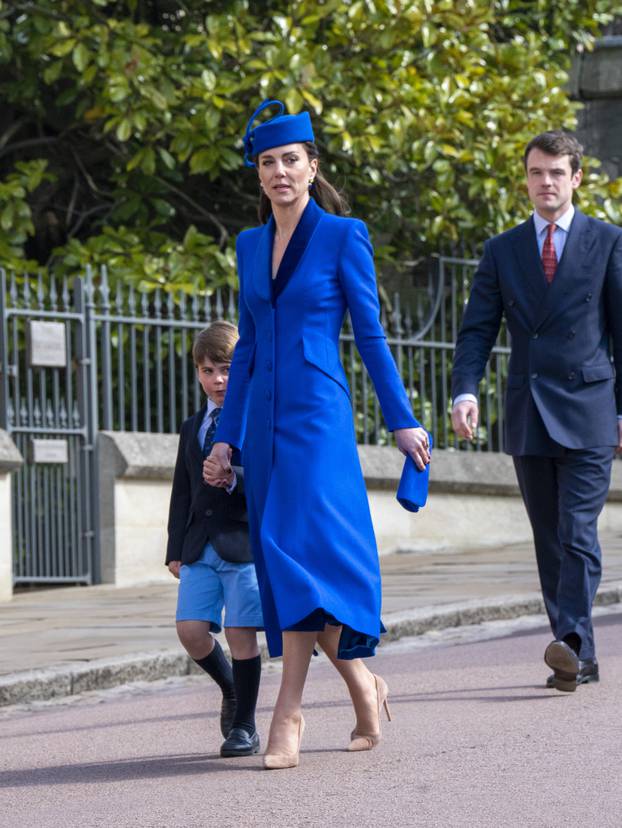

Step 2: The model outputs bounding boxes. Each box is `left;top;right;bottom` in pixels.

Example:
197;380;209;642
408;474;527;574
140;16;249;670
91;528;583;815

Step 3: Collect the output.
168;561;181;579
617;420;622;455
394;427;431;471
203;442;233;486
452;400;479;441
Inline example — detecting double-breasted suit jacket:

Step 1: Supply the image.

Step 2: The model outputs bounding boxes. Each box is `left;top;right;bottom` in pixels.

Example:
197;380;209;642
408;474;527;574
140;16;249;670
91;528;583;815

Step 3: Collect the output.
452;209;622;454
166;405;251;566
451;208;622;660
215;198;419;658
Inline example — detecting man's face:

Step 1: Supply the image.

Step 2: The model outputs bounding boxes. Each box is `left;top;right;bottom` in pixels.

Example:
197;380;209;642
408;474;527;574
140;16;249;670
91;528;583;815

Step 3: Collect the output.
196;357;229;406
525;148;582;220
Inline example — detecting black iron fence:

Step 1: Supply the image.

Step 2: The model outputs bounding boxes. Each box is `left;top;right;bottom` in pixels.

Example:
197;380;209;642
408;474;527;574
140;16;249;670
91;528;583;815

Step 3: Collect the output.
1;257;511;583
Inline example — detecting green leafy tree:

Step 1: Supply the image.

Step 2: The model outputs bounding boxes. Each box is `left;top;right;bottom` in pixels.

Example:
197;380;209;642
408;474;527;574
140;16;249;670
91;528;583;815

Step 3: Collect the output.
0;0;620;287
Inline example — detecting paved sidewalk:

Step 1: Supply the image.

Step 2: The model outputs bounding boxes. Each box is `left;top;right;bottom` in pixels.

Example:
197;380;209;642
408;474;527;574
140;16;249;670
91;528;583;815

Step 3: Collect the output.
2;532;622;705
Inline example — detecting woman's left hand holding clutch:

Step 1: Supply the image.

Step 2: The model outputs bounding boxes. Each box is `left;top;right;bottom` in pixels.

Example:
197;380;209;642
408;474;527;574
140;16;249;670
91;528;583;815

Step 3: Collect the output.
394;427;431;471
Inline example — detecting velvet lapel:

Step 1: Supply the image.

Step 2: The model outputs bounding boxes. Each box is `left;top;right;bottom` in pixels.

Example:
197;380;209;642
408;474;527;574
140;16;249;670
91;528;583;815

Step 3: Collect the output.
252;216;275;302
509;217;548;311
533;209;593;330
271;198;323;304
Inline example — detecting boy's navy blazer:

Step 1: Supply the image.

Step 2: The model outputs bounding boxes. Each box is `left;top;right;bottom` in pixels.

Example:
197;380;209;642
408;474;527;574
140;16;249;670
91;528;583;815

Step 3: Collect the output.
165;404;251;565
452;209;622;454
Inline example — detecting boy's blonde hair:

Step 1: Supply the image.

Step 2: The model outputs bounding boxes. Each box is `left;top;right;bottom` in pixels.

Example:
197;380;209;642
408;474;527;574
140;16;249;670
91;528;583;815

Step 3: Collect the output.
192;321;238;366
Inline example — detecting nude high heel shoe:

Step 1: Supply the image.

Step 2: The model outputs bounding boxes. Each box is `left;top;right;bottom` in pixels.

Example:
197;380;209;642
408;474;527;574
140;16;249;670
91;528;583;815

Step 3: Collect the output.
348;674;391;751
263;715;306;770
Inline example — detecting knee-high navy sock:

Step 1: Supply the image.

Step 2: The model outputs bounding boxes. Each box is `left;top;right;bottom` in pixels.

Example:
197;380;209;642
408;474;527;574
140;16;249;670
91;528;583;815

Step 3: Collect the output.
231;655;261;733
193;640;235;699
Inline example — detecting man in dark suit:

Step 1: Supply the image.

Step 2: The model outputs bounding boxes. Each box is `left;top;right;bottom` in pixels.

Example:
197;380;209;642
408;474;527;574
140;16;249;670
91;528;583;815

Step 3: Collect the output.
451;131;622;691
166;322;263;755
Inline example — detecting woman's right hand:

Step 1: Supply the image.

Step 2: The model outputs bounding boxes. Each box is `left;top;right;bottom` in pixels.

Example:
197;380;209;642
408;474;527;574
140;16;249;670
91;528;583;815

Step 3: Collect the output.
203;442;233;485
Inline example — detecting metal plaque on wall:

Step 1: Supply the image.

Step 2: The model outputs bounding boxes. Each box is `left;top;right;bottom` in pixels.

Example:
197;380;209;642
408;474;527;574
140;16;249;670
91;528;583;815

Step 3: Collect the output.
27;320;67;368
30;439;69;464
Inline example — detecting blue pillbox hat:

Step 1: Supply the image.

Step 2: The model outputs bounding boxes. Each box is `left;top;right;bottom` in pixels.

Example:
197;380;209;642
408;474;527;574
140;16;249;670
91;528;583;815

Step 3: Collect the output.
243;99;315;167
396;432;433;513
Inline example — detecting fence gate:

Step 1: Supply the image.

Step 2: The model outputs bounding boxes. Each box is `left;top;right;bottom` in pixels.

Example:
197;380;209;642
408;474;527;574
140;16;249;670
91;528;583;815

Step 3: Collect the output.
0;269;96;585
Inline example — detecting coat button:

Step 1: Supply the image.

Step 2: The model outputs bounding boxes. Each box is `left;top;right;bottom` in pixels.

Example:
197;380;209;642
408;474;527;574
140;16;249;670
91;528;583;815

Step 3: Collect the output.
531;372;538;379
532;333;539;339
508;298;516;307
567;371;576;380
567;329;576;339
265;390;272;400
585;293;592;302
205;509;213;517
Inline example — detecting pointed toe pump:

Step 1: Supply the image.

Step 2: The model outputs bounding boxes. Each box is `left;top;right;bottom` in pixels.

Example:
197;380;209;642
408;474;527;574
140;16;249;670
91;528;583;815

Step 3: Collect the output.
348;674;391;752
263;715;306;770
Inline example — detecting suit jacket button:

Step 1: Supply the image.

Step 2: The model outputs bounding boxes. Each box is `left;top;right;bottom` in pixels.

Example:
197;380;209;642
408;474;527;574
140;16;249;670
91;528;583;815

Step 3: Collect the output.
567;330;576;339
532;333;539;339
531;372;538;379
568;371;576;380
205;509;213;517
265;389;272;400
585;293;592;302
266;360;273;371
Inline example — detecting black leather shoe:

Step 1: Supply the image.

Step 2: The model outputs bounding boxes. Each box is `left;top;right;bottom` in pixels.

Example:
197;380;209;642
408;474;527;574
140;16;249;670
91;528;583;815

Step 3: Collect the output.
220;693;236;738
220;727;260;758
546;658;599;689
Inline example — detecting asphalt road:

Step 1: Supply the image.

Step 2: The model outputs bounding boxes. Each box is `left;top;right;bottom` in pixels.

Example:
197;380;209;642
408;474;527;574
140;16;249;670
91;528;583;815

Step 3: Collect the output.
1;613;621;828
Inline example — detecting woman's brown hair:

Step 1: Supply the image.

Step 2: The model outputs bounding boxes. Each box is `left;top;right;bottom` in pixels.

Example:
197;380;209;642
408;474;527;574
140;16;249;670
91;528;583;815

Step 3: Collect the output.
257;142;349;223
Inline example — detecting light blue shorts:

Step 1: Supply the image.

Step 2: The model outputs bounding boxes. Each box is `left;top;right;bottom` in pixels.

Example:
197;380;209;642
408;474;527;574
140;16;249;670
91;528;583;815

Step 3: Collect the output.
176;542;264;632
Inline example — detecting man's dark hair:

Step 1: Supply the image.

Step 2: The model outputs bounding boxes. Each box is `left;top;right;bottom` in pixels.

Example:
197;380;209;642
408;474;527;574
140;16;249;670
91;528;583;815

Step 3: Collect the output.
192;321;238;366
524;131;583;175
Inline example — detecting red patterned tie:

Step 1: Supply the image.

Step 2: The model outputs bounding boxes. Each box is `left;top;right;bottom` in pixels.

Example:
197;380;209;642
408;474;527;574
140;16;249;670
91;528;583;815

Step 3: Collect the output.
542;223;557;283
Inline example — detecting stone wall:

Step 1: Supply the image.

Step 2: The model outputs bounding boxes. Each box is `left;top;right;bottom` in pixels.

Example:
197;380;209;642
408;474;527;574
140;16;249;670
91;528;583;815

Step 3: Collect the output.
96;431;622;588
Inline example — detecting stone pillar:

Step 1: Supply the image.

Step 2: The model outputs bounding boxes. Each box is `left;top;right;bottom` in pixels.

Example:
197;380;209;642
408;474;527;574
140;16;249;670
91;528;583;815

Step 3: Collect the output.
572;36;622;179
97;431;179;586
0;431;23;602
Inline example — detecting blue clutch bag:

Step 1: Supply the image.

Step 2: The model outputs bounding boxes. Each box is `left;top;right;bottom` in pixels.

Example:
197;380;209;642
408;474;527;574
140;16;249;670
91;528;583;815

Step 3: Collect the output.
396;432;433;513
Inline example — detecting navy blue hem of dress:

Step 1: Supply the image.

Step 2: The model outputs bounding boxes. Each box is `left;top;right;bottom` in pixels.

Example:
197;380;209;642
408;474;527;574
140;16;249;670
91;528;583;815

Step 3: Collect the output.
284;608;386;660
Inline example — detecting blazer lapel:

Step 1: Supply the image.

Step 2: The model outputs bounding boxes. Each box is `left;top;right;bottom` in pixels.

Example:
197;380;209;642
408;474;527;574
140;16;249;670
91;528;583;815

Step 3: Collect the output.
272;198;323;304
509;217;548;310
189;404;207;465
252;217;274;302
533;209;593;329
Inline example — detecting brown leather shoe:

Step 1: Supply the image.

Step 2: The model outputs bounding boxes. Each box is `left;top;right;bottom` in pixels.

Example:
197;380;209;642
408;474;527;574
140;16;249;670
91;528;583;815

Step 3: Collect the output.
546;658;599;689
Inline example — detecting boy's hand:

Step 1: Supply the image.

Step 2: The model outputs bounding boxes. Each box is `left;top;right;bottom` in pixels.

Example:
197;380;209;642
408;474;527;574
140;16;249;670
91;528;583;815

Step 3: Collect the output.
203;442;233;485
203;456;234;488
168;561;181;579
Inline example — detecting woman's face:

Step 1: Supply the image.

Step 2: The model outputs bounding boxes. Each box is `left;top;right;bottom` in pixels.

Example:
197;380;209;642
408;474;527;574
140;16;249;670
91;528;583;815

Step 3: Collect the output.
257;143;318;208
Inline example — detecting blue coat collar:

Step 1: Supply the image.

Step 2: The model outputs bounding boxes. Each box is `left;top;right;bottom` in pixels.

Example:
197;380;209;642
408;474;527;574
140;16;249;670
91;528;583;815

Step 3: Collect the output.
272;198;323;304
252;198;324;303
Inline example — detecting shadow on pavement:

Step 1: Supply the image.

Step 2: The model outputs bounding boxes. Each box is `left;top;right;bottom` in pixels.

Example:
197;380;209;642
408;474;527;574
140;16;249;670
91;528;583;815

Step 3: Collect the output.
0;753;269;787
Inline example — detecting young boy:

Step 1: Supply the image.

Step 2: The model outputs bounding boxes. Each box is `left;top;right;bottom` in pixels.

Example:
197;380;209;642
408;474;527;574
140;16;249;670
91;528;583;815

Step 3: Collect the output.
166;321;263;757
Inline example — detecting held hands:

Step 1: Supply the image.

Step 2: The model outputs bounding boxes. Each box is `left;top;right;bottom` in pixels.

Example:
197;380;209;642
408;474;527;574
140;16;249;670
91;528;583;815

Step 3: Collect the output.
203;441;234;488
451;400;479;442
394;427;431;471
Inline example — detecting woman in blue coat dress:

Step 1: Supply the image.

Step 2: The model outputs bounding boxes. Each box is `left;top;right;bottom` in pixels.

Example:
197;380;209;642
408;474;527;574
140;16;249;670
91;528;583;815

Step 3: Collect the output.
205;100;430;769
